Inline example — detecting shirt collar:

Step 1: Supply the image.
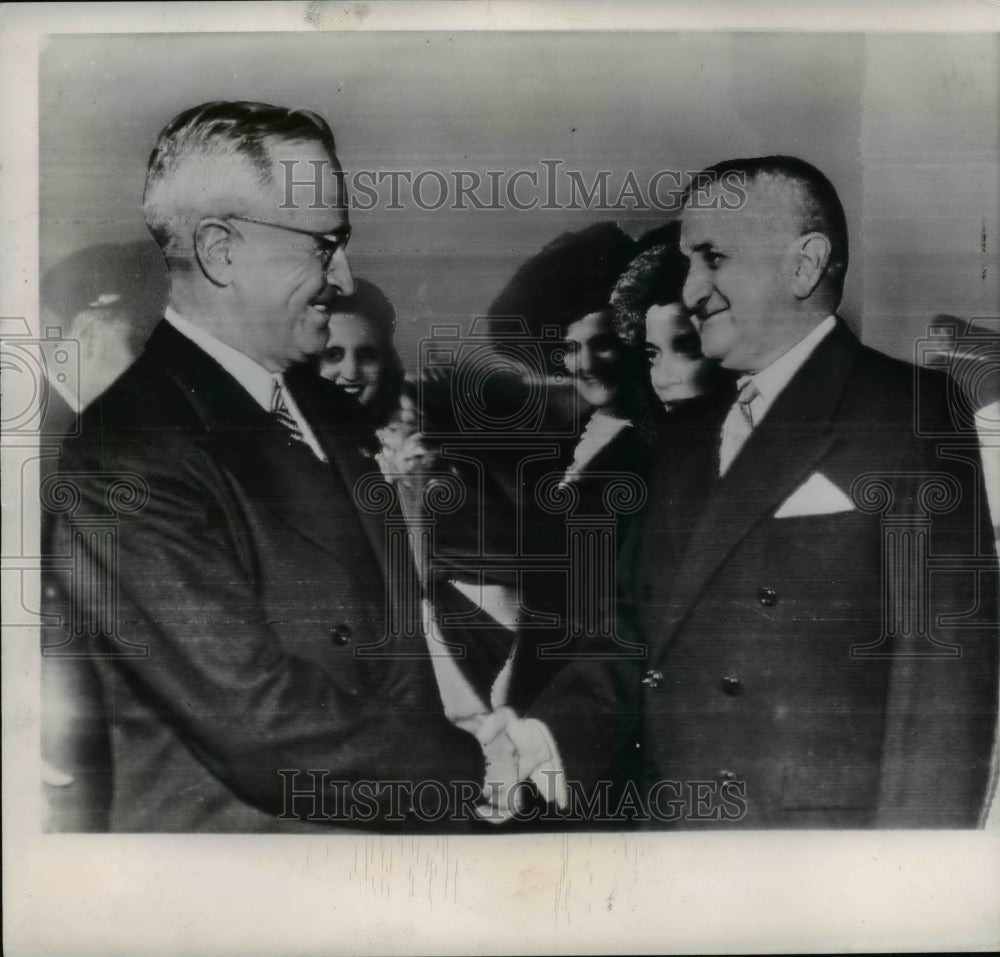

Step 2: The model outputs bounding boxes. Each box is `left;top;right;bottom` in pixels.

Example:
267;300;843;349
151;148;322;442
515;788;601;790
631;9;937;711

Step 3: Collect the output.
164;305;276;411
746;314;837;420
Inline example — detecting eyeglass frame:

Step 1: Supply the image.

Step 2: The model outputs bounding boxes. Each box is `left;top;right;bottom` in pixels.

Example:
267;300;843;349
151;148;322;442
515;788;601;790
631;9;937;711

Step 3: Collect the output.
226;215;352;271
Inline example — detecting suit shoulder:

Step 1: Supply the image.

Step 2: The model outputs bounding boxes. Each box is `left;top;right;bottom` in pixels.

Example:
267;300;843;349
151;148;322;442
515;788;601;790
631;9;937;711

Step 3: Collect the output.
851;343;918;394
63;354;204;467
849;342;957;433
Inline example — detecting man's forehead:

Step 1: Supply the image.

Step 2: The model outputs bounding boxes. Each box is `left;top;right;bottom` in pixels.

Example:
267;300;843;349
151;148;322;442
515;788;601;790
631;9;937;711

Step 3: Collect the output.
258;137;348;227
680;182;798;250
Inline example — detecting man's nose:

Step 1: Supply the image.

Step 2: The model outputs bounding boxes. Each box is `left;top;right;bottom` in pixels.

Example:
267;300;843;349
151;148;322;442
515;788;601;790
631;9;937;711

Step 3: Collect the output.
682;263;708;313
326;249;354;297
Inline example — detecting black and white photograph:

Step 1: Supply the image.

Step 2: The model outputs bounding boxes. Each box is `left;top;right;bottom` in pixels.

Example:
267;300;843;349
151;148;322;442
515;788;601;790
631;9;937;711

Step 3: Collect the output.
3;2;999;954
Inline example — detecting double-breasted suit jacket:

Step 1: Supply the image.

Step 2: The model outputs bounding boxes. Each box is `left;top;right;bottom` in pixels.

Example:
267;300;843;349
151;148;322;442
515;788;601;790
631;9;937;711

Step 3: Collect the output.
532;321;998;827
44;321;483;832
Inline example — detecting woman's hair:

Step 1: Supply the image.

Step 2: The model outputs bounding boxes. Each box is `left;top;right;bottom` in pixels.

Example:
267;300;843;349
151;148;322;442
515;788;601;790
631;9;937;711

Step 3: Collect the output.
610;222;689;347
323;278;404;428
612;223;734;415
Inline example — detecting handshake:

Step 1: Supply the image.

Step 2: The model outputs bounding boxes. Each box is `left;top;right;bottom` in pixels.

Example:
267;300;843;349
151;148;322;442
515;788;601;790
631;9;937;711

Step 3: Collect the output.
468;706;569;823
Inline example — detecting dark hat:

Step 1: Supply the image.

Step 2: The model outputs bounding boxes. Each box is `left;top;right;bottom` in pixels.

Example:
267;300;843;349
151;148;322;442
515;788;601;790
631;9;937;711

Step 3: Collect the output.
486;222;637;342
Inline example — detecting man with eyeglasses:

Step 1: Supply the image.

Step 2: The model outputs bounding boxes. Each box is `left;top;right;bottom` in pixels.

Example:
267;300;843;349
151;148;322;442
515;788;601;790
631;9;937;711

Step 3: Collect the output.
44;101;487;831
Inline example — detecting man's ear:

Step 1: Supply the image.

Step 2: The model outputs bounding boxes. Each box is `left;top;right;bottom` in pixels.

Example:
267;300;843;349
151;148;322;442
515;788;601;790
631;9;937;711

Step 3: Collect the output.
790;232;831;300
193;218;235;287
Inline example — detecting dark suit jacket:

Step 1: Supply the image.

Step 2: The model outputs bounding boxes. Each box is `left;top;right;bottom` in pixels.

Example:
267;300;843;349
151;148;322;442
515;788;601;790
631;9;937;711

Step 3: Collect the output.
507;419;653;711
531;321;999;828
39;384;114;831
44;321;483;832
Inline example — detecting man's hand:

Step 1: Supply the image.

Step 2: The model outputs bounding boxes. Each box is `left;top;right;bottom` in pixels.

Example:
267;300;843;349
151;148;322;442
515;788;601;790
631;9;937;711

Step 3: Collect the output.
474;706;568;822
477;720;524;824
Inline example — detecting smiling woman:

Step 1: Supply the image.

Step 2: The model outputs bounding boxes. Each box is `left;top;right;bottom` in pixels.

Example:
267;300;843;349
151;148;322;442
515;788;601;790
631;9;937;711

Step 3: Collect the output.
611;232;734;415
315;277;404;429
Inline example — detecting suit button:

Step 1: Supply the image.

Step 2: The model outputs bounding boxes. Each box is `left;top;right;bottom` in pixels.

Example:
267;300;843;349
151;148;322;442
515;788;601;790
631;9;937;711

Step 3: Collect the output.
757;587;778;607
720;676;742;696
641;669;663;689
330;623;353;646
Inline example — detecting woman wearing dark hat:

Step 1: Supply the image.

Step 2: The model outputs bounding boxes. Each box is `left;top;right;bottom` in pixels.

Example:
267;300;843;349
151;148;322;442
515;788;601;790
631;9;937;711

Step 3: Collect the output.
387;223;644;732
482;221;647;500
470;222;656;712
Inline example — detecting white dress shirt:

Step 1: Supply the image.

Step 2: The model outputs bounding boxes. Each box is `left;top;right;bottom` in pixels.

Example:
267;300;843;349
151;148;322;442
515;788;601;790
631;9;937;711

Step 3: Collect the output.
719;314;837;475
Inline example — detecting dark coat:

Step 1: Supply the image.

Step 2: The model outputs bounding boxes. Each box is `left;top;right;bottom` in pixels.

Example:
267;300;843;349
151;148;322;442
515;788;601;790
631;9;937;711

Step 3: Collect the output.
531;321;999;828
44;321;483;832
507;418;653;711
39;384;113;831
416;410;653;713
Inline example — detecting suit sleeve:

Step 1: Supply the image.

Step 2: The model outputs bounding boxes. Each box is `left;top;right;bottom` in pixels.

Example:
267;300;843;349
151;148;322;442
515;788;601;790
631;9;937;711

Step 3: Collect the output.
875;374;999;826
52;433;484;823
523;507;648;792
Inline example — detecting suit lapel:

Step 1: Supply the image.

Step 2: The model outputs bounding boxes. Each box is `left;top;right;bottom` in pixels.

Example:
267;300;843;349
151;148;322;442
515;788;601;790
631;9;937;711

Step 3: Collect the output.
655;321;862;649
285;365;393;580
658;390;734;556
144;322;381;566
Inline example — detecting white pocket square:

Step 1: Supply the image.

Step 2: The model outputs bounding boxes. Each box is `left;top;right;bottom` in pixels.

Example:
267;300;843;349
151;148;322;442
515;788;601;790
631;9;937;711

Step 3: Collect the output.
774;472;855;518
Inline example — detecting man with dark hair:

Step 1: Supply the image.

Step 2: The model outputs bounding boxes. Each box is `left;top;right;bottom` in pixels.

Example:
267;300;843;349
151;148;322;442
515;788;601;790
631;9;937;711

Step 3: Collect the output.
482;155;998;828
44;101;485;831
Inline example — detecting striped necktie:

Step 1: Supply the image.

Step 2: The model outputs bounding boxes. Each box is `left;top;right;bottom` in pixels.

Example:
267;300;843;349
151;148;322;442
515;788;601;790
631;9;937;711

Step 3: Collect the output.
718;374;761;476
270;375;308;447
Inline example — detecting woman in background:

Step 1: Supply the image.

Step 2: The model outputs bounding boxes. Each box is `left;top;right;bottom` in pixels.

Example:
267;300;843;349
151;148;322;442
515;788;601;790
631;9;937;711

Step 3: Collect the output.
316;277;405;435
313;276;432;478
471;223;650;710
611;231;733;422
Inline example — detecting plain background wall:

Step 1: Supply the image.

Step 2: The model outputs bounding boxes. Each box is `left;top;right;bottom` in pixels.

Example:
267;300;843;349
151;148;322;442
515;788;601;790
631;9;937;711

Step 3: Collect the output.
39;31;999;368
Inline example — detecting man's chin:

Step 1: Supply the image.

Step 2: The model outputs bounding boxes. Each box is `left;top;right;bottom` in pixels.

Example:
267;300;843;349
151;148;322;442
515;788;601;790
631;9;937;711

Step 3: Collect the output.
295;324;332;359
698;331;730;363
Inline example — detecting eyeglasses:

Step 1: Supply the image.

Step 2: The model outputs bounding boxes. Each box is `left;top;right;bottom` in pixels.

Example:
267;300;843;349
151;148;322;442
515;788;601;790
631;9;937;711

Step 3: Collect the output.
227;215;352;271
